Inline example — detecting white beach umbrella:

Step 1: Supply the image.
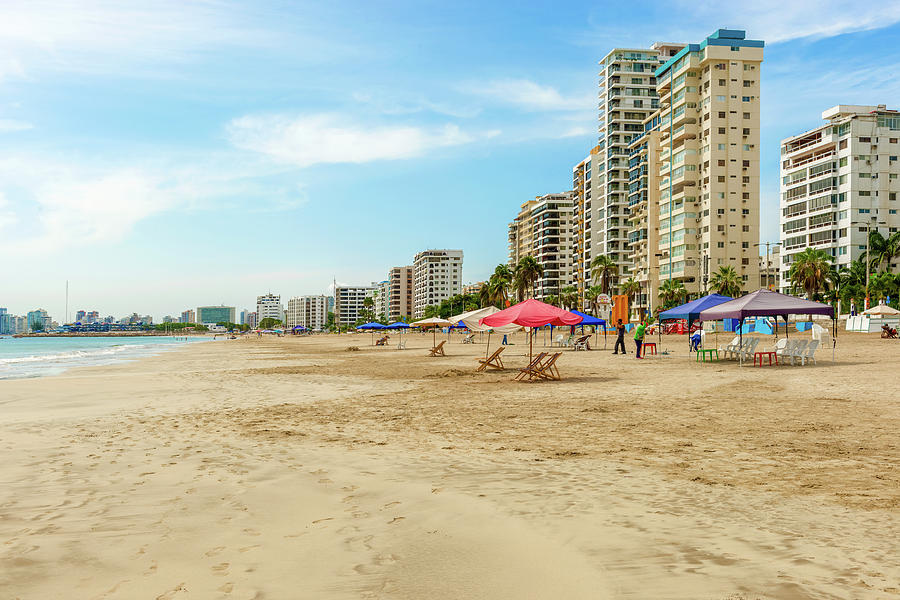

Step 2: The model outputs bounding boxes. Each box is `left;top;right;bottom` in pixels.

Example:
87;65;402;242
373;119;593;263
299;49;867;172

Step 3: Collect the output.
411;317;452;347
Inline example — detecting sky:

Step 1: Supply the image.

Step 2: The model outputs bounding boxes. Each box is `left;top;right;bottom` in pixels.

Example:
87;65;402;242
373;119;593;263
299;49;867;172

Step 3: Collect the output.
3;0;900;321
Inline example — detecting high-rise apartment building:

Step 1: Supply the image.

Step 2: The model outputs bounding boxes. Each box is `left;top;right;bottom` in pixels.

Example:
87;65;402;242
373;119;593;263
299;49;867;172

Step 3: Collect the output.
285;295;330;330
412;249;463;318
246;311;258;329
508;193;575;302
76;310;86;323
181;309;196;323
196;305;235;324
256;293;283;324
0;308;11;334
651;29;763;297
572;147;602;304
387;266;414;321
779;105;900;291
26;309;51;332
626;111;666;316
373;280;389;321
592;46;684;296
334;286;376;327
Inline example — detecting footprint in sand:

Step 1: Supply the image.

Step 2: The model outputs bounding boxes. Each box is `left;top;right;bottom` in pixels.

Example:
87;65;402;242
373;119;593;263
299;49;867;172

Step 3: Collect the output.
318;478;333;484
242;528;261;537
211;562;230;576
204;546;226;557
217;582;234;593
381;501;401;510
388;516;405;525
312;517;334;524
375;553;398;566
155;583;187;599
144;560;158;575
238;545;260;553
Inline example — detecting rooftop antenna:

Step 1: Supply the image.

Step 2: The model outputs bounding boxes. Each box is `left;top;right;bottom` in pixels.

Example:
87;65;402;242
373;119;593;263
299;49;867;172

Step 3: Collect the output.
65;280;69;325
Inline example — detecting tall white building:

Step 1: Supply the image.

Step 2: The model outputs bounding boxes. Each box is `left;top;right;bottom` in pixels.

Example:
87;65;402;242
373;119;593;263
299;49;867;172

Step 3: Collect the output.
412;249;463;318
589;46;682;294
508;193;575;301
256;293;284;323
285;295;330;330
334;285;376;327
373;280;389;321
780;105;900;290
387;266;414;321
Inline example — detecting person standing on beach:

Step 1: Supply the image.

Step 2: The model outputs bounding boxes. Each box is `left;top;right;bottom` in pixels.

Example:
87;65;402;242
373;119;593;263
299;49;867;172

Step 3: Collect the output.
613;319;626;354
634;320;646;358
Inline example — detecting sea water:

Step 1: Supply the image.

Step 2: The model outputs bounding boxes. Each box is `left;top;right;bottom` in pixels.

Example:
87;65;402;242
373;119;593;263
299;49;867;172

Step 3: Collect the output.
0;336;205;380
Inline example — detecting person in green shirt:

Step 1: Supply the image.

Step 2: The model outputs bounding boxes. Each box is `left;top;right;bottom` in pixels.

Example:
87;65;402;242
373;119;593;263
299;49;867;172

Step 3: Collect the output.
634;320;647;358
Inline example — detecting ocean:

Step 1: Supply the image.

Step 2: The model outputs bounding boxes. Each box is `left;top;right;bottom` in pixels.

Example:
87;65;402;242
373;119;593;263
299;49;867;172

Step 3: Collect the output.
0;336;205;380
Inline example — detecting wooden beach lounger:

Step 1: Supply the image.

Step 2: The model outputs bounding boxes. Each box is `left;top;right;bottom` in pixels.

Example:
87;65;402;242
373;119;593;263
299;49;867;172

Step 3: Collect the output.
476;346;505;371
429;340;446;357
515;352;547;381
534;352;562;380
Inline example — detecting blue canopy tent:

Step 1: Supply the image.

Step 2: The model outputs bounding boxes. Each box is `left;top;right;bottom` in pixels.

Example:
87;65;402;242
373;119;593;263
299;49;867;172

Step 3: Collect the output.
384;321;410;347
658;293;733;351
570;310;607;349
358;322;385;345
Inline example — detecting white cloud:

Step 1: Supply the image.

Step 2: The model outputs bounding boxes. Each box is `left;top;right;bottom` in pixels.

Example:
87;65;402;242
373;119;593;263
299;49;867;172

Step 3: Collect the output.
0;153;308;254
0;119;33;132
227;113;493;167
463;79;594;112
0;57;25;82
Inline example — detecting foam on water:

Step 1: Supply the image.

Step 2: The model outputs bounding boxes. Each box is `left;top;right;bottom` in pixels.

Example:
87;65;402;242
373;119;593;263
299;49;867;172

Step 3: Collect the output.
0;336;205;380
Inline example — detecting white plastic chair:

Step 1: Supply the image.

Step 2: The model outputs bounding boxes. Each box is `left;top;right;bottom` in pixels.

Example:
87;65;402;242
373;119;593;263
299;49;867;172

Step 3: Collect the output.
775;339;795;363
397;339;407;350
739;337;759;362
799;339;819;365
720;336;740;359
787;340;809;365
554;334;564;347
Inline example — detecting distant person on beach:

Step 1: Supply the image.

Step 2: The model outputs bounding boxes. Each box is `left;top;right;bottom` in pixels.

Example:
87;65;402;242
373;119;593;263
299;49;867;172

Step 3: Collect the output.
613;319;626;354
634;320;646;358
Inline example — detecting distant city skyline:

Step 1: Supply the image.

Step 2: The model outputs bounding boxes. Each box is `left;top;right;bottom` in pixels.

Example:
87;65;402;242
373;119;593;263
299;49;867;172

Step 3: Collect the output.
3;1;900;319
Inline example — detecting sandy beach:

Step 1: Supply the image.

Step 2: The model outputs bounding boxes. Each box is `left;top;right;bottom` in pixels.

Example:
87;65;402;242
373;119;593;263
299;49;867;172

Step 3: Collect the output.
1;331;898;599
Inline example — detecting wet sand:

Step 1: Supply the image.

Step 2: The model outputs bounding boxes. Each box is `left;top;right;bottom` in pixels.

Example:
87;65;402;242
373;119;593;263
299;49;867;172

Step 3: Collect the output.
1;331;898;599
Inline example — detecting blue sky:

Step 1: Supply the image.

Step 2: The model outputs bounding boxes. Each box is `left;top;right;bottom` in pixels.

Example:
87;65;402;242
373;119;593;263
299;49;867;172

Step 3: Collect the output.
3;0;900;320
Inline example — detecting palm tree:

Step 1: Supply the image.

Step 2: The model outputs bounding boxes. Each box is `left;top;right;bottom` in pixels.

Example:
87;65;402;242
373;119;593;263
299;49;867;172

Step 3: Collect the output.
514;256;544;300
478;282;492;308
585;285;604;317
590;255;618;295
788;248;832;300
708;265;742;298
559;285;578;310
620;277;640;319
658;279;686;310
864;230;900;273
544;294;559;307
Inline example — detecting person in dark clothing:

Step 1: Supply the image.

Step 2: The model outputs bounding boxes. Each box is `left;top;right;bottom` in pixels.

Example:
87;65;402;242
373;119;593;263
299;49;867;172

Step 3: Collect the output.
613;319;626;354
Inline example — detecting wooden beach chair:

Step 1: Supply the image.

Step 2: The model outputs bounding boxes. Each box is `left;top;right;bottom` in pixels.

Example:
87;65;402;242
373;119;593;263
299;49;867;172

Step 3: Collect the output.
429;340;446;357
534;352;562;380
476;346;505;371
515;352;548;381
572;335;591;351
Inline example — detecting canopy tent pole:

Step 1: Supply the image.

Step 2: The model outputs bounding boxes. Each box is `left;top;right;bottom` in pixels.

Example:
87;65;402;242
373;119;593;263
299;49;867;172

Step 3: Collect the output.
485;331;491;359
832;315;836;364
739;318;743;366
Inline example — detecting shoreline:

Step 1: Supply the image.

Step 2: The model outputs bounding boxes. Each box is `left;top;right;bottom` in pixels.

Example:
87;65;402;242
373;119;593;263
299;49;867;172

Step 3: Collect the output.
1;333;897;598
10;332;211;338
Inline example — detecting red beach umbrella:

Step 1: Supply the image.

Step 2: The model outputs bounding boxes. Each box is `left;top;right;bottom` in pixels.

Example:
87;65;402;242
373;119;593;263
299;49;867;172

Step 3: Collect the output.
480;299;582;360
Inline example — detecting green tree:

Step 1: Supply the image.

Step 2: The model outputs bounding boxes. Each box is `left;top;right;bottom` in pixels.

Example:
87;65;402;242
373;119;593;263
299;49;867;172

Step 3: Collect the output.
863;230;900;273
423;305;441;318
788;248;832;300
258;317;282;329
559;285;578;310
544;294;559;307
514;255;544;300
658;279;686;310
620;277;641;318
590;255;618;295
584;285;604;317
708;266;742;298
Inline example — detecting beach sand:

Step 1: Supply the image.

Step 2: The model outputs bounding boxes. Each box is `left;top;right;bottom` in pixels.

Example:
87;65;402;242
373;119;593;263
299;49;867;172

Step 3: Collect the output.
1;331;898;599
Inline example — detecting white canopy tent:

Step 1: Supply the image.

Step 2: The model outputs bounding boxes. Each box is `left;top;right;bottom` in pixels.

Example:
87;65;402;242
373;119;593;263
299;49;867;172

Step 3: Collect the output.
449;307;521;334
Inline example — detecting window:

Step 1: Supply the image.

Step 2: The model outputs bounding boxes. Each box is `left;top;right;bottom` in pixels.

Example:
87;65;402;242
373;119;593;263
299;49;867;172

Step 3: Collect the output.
717;159;725;166
718;144;726;150
743;128;750;135
717;241;725;248
839;157;848;167
742;96;752;102
717;175;725;182
717;225;725;232
859;208;870;214
718;79;726;85
742;192;750;199
743;144;752;150
742;225;749;232
743;112;750;119
716;95;726;101
859;136;871;142
718;111;726;118
892;138;899;143
891;193;897;201
742;209;750;215
743;80;752;87
742;160;750;167
742;242;749;248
